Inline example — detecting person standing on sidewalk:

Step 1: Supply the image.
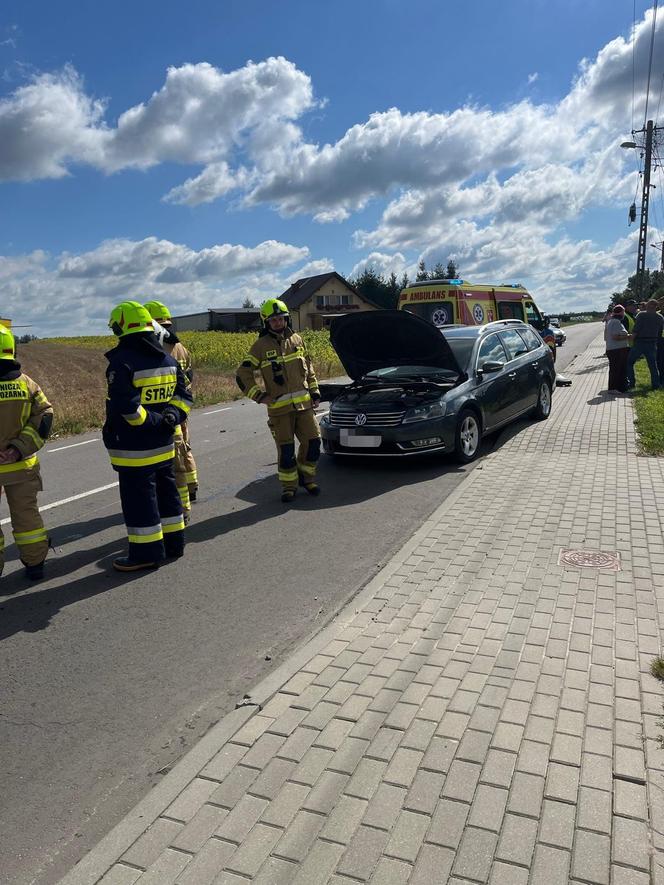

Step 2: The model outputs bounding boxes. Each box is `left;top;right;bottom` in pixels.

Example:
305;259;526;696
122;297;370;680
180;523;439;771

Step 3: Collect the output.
236;298;322;503
626;299;664;390
0;323;53;579
144;300;198;520
605;305;630;394
104;301;193;571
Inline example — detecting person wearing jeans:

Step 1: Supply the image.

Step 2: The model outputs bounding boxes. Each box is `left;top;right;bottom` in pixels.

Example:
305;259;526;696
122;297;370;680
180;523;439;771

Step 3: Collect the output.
626;299;664;390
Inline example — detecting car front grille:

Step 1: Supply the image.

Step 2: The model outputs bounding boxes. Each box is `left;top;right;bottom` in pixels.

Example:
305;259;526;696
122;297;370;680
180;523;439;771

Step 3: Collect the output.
329;409;405;427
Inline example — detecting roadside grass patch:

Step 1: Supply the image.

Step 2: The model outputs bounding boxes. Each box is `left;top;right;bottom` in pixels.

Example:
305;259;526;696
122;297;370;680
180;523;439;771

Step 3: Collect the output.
23;331;343;438
651;657;664;682
632;361;664;455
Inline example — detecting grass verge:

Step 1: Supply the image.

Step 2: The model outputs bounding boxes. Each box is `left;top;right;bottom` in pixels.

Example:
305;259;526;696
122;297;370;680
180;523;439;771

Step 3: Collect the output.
632;361;664;455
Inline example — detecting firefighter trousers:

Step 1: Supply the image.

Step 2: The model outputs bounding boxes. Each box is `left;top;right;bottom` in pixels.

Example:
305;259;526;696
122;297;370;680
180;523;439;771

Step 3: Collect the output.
174;421;198;517
268;408;321;491
117;460;185;564
0;471;48;571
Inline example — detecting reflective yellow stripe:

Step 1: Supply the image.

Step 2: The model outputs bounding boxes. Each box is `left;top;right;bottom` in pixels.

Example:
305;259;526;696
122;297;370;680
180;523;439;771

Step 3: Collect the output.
244;353;260;367
177;485;190;508
299;462;317;475
0;454;38;473
278;469;298;481
128;530;164;544
124;405;147;426
23;425;43;446
162;517;185;533
170;398;191;415
132;370;177;386
108;448;174;468
269;390;312;410
35;392;49;404
14;527;48;545
173;425;183;439
184;470;198;483
247;385;261;400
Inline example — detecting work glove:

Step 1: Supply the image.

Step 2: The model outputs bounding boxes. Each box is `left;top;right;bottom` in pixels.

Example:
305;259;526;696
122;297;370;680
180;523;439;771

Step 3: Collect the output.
161;408;179;432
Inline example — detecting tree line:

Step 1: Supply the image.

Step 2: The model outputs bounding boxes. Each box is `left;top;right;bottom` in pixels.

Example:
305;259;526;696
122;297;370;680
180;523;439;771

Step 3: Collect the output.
348;259;459;309
609;268;664;308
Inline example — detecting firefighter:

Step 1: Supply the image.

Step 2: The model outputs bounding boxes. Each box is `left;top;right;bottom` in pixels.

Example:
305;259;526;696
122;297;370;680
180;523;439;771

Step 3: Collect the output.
539;316;557;364
236;299;321;503
0;323;53;579
104;301;193;571
144;300;198;520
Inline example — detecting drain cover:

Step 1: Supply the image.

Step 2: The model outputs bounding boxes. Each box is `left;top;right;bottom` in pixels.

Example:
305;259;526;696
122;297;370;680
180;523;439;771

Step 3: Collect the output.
558;549;621;571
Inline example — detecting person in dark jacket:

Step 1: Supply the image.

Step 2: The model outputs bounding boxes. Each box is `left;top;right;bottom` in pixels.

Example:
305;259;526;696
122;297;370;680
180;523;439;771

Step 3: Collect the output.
104;301;193;572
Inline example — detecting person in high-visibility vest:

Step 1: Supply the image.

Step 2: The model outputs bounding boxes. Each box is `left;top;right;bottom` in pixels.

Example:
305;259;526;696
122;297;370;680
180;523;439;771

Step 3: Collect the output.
144;301;198;520
104;302;193;571
0;323;53;579
236;299;321;502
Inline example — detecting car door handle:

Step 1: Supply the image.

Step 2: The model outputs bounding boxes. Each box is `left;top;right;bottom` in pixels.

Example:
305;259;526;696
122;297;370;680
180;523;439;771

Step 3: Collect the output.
508;372;517;379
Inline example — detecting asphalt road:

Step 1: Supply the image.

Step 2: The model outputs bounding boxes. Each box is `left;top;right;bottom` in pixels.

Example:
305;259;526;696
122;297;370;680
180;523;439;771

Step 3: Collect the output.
0;323;599;885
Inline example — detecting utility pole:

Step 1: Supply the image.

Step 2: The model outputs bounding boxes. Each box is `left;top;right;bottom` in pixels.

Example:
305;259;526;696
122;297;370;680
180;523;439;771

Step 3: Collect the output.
636;120;654;299
622;120;664;298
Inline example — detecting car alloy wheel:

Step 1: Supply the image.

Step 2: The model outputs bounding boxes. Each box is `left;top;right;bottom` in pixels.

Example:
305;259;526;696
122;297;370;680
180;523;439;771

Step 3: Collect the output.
534;381;552;420
455;408;480;463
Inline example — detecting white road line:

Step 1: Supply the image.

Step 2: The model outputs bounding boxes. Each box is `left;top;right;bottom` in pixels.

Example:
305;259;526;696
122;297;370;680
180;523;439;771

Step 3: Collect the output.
205;407;232;414
0;482;118;526
48;438;100;453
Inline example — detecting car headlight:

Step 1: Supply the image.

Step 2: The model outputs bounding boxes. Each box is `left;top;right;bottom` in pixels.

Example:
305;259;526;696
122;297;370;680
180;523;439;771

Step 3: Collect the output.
402;400;448;423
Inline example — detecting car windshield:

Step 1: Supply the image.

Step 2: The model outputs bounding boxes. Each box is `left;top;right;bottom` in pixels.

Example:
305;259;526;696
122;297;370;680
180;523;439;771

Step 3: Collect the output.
440;336;475;371
364;365;458;382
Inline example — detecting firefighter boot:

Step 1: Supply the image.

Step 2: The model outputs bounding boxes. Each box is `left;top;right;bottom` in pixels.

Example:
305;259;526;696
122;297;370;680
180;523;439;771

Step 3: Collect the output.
113;557;159;572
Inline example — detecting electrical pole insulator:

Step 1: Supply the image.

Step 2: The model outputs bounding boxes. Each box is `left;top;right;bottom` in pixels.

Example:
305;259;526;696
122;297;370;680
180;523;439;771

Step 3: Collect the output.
629;203;637;224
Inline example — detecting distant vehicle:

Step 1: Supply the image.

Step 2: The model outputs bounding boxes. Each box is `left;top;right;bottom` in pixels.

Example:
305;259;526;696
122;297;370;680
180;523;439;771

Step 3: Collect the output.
398;278;547;333
552;326;566;347
549;316;561;327
319;311;555;464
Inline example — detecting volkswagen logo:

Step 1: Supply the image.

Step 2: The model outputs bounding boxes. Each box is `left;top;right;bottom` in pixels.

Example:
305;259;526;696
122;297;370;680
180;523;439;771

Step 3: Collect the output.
354;413;368;426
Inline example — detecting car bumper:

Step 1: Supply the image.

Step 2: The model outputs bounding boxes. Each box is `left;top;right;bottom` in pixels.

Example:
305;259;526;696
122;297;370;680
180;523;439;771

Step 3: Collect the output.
320;415;458;456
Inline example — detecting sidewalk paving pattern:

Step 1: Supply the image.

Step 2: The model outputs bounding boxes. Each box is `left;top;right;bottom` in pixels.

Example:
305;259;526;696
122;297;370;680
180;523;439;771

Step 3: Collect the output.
61;337;664;885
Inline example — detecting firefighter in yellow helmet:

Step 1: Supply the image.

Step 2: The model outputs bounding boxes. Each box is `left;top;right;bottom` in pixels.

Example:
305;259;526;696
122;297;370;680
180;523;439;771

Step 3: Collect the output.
104;302;193;571
236;298;321;502
0;323;53;579
144;300;198;520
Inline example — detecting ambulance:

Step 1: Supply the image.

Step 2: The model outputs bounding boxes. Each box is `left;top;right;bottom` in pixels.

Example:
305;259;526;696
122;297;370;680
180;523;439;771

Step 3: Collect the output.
398;279;546;332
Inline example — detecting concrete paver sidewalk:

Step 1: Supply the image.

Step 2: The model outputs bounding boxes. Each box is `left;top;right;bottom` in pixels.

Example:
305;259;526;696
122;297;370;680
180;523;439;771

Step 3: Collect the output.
61;337;664;885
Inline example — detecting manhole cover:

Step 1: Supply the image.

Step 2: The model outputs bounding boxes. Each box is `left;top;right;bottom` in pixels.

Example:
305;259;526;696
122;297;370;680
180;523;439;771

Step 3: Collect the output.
558;549;621;571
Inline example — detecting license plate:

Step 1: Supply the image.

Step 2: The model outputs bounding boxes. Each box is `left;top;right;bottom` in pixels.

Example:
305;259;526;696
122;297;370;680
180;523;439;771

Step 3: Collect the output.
340;429;382;448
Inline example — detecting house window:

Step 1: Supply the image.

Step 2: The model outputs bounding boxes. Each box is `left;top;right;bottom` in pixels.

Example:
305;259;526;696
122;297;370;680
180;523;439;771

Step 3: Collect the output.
316;295;329;308
340;294;350;305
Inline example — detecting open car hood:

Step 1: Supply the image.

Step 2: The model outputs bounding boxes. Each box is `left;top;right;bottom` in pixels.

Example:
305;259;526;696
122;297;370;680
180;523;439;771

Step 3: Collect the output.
329;310;463;381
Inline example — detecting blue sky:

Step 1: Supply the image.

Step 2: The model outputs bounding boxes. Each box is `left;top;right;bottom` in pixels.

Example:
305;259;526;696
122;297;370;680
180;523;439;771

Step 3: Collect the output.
1;0;663;335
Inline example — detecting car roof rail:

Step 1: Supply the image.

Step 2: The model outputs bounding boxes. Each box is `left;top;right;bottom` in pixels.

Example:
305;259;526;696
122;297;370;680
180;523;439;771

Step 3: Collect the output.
482;319;527;330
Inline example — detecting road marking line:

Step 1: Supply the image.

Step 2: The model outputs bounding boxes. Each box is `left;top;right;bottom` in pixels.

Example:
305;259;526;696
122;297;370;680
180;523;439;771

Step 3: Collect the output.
0;482;118;525
48;438;100;452
205;407;232;414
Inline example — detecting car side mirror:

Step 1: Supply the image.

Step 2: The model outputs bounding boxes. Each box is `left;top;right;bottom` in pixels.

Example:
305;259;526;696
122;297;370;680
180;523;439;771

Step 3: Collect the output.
479;360;504;374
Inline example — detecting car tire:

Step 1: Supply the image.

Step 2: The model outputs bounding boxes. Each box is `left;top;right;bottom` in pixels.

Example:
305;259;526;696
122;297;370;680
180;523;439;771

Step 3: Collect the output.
533;380;552;421
454;408;481;463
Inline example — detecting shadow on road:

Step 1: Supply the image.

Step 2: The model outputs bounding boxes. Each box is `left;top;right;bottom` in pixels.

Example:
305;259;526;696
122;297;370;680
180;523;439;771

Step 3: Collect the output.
186;446;472;545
